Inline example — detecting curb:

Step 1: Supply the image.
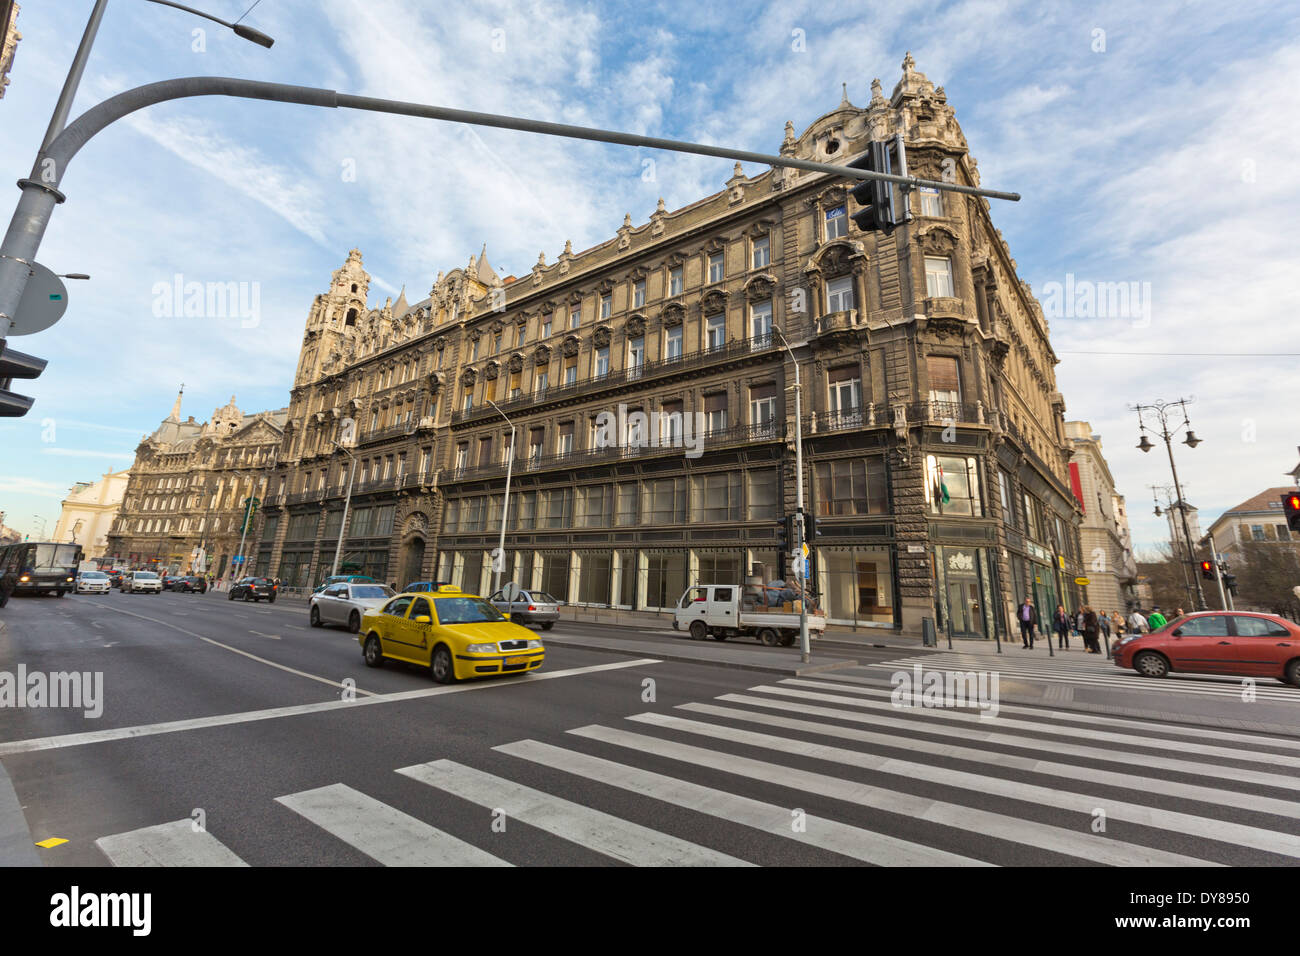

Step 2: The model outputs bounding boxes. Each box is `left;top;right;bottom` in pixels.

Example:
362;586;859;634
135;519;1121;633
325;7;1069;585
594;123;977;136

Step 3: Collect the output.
0;762;41;867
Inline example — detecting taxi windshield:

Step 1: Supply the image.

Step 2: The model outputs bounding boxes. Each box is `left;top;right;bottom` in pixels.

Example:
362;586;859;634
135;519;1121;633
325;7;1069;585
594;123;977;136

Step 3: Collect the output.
434;597;506;625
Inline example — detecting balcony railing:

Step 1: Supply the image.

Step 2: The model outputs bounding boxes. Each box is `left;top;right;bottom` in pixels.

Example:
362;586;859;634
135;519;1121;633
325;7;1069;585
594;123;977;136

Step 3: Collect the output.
806;401;987;435
357;423;417;446
451;333;778;425
446;420;785;482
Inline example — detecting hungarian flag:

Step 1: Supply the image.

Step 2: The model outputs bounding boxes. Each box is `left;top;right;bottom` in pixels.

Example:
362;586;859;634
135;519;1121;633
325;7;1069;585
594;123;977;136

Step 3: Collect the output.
933;464;950;506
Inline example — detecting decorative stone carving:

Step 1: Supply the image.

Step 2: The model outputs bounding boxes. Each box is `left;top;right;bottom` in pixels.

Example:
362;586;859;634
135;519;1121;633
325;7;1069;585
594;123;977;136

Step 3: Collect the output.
534;344;552;365
561;336;580;358
661;303;685;328
593;326;612;348
625;314;647;337
744;274;777;302
701;289;728;315
460;367;477;388
508;352;524;373
917;224;959;256
484;360;500;381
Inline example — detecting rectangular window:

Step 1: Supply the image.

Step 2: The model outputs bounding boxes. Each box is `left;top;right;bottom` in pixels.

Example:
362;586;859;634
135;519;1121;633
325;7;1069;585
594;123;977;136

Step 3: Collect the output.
1023;492;1041;542
920;187;942;217
593;346;610;378
478;436;493;467
927;355;961;405
493;333;502;354
669;266;683;296
462;392;473;413
541;553;571;602
816;458;887;516
927;454;982;516
825;205;847;240
644;477;687;524
576;485;611;528
616;482;639;526
454;443;468;474
708;252;724;284
633;280;646;308
691;472;742;523
528;427;544;464
746;468;779;520
925;257;954;298
827;365;862;419
704;392;728;434
706;314;726;350
665;326;683;361
750;383;777;429
563;357;577;385
752;236;770;269
600;293;612;319
660;399;684;446
509;370;522;400
999;470;1017;529
557;422;574;456
826;275;855;313
750;300;773;342
442;499;460;533
534;369;549;395
541;488;572;528
627;336;645;378
541;315;552;338
570;306;580;329
577;553;612;606
471;338;480;361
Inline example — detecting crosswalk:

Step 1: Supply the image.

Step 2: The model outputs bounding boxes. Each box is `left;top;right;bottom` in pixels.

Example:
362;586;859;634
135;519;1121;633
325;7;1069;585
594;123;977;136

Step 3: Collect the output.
93;673;1300;866
873;650;1300;701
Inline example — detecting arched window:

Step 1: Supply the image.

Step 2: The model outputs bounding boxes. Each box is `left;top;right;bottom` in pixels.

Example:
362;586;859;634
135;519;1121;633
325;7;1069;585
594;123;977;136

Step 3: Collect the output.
345;308;357;326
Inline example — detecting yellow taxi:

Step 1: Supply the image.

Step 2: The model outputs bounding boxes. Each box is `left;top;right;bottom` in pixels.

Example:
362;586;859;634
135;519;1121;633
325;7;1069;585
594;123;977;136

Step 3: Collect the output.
357;585;545;683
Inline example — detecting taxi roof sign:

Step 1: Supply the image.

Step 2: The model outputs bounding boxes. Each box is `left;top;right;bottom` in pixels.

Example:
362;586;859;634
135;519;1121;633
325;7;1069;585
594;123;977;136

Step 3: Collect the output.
435;584;463;593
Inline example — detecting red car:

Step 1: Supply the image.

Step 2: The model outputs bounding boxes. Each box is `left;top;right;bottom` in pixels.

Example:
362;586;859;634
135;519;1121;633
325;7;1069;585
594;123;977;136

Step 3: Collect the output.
1113;611;1300;685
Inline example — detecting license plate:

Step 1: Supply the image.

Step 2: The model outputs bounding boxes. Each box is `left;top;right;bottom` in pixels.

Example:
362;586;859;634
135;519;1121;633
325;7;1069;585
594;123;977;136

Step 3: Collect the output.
505;656;530;666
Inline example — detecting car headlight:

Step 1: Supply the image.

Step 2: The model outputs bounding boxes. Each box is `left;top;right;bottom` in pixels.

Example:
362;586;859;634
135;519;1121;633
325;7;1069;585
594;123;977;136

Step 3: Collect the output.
466;643;497;654
527;639;543;649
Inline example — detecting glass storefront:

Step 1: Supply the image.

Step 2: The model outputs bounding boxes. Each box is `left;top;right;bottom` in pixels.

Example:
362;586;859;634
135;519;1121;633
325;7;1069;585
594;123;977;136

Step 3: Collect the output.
819;546;896;627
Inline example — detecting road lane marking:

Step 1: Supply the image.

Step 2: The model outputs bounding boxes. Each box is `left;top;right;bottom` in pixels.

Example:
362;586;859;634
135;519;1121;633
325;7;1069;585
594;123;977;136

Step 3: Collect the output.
630;712;1300;857
496;739;987;866
249;630;281;641
276;783;508;867
95;819;247;867
0;659;660;756
566;724;1219;867
398;759;749;867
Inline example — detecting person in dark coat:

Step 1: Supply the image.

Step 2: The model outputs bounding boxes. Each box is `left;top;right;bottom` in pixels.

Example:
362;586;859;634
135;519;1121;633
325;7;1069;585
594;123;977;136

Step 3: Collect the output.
1017;597;1036;648
1053;604;1071;649
1083;606;1100;653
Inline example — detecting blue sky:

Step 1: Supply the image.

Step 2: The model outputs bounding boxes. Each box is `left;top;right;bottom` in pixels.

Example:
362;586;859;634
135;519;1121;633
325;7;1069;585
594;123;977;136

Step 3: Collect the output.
1;0;1297;550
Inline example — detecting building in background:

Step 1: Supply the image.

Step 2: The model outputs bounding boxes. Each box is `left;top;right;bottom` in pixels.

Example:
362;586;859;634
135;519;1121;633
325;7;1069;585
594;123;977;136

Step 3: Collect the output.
52;469;130;559
106;389;286;575
1065;421;1137;612
1166;498;1202;557
257;56;1086;640
0;2;19;99
1205;487;1297;559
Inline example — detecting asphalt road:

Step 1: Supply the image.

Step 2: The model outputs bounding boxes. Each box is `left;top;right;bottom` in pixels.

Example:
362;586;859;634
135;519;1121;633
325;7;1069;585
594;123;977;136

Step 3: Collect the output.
2;589;1298;867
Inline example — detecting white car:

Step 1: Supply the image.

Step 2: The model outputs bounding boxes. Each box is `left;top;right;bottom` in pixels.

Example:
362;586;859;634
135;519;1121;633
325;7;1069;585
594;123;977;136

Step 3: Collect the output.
75;571;112;594
309;582;396;633
122;571;162;594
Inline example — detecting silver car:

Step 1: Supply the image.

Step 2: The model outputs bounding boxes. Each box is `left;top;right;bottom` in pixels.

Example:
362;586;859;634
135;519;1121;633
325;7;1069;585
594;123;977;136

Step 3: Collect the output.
309;582;395;633
488;588;561;630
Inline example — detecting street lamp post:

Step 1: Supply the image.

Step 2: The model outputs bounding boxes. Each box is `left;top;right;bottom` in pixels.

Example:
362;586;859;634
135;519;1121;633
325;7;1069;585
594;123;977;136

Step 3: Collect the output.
233;473;266;577
772;327;810;664
1150;484;1195;610
331;445;357;578
1135;399;1207;611
487;400;516;597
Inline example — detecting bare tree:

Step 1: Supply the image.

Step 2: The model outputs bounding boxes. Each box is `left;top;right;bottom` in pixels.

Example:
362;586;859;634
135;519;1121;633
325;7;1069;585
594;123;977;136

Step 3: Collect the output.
1233;541;1300;621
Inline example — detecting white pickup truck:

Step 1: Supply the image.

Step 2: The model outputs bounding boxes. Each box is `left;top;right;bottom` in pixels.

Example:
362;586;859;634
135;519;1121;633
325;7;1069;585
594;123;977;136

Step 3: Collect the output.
672;583;826;646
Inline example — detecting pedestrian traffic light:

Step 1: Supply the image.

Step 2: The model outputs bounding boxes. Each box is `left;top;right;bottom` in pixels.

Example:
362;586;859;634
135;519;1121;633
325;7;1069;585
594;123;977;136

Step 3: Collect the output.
1200;560;1214;580
776;515;790;551
1223;573;1238;595
1282;492;1300;533
846;141;898;234
0;341;47;417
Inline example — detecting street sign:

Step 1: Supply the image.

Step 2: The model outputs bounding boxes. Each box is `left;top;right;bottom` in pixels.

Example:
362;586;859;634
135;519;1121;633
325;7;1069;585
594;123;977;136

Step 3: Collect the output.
801;543;809;560
502;581;521;602
1075;576;1090;586
7;261;68;336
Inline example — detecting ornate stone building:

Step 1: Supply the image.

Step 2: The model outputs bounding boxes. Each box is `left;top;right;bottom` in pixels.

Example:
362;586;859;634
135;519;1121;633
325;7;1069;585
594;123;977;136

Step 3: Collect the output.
256;55;1085;639
105;390;287;575
52;468;131;560
1065;422;1138;614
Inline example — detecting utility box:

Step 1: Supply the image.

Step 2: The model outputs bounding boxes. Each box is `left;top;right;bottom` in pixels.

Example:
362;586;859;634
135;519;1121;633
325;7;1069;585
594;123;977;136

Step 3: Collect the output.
922;616;937;647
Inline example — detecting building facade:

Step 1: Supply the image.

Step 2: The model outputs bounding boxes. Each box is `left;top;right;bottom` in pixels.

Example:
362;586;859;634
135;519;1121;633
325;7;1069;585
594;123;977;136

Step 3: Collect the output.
253;56;1086;640
1065;421;1137;613
0;2;19;100
105;390;286;575
1205;487;1298;558
52;468;130;559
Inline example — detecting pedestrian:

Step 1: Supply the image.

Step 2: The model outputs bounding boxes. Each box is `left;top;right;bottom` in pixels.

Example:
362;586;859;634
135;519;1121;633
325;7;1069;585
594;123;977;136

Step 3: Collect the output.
1173;607;1185;621
1128;608;1146;636
1074;608;1085;638
1017;596;1036;648
1148;606;1168;631
1083;606;1100;653
1053;604;1070;649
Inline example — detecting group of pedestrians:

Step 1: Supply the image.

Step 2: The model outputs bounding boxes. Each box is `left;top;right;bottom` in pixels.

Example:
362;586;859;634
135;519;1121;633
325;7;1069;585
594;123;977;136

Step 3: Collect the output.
1016;597;1168;653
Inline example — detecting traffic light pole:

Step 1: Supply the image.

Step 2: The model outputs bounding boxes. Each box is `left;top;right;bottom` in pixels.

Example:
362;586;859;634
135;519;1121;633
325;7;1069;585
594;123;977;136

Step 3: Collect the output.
0;75;1020;366
1208;532;1229;611
773;327;809;663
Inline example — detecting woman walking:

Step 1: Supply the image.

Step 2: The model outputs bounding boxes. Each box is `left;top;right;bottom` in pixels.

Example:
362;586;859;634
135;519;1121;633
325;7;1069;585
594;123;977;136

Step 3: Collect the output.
1082;606;1100;653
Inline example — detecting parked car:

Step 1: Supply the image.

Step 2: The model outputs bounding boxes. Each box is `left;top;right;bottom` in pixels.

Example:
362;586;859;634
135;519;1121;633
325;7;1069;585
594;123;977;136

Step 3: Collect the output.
122;570;163;594
174;575;208;593
310;582;396;633
1113;611;1300;685
402;581;452;594
487;587;561;630
312;574;378;595
358;585;544;683
75;571;112;594
228;577;279;603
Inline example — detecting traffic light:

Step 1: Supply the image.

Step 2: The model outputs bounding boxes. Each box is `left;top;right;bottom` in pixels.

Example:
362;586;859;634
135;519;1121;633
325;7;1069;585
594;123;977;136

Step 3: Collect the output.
846;141;898;234
776;515;791;551
1200;560;1215;580
1282;492;1300;533
1223;573;1238;595
0;341;47;417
